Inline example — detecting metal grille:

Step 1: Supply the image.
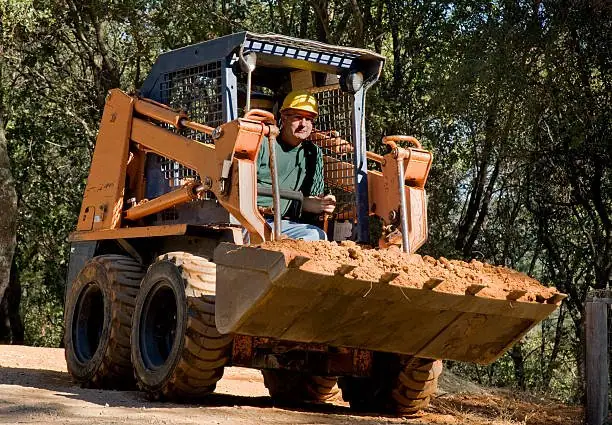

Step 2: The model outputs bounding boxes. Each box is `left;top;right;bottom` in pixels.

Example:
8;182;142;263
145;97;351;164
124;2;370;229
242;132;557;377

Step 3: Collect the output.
158;61;223;187
311;86;356;221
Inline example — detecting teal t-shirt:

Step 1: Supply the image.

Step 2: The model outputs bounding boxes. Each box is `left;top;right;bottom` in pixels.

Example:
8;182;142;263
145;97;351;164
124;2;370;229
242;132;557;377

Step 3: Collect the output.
256;137;324;218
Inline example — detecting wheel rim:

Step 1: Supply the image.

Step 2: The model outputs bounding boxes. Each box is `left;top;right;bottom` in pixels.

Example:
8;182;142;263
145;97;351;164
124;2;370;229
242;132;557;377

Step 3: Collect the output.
140;280;178;370
72;282;105;363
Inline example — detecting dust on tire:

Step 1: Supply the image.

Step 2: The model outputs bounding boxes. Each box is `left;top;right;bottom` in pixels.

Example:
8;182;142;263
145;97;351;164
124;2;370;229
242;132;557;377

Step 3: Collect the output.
131;252;232;401
339;356;442;415
263;370;339;404
64;255;144;389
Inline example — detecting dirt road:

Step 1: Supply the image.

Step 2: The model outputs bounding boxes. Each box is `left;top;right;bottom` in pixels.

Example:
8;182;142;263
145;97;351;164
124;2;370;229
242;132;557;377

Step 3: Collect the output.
0;346;582;424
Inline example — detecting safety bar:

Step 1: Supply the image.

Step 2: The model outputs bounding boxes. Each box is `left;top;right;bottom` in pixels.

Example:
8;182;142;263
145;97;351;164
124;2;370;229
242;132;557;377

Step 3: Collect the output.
382;135;422;150
257;186;304;203
257;186;304;219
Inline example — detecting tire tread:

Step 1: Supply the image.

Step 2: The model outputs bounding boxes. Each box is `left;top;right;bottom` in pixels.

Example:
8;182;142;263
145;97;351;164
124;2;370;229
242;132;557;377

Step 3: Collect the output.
64;255;144;389
339;357;442;416
263;370;339;403
134;252;231;401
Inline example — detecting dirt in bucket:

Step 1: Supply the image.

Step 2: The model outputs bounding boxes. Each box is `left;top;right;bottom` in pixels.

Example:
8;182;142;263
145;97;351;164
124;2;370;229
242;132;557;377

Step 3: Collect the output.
258;240;559;303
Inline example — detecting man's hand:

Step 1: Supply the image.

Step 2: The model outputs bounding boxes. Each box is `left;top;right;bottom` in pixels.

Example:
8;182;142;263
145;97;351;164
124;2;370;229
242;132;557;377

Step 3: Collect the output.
303;194;336;214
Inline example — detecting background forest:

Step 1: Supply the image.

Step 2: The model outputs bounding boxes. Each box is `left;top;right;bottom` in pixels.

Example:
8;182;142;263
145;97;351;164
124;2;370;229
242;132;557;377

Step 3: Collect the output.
0;0;609;404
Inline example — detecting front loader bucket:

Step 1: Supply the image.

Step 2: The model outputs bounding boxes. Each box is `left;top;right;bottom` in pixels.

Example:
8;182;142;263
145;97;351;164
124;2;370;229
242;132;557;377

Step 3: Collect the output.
213;242;564;364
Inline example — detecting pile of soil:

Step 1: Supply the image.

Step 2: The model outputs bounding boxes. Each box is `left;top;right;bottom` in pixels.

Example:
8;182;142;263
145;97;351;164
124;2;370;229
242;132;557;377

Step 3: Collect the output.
258;240;560;303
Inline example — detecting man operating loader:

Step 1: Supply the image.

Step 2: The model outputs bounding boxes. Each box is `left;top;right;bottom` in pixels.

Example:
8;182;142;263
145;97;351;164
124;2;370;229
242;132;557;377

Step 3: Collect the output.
256;90;336;240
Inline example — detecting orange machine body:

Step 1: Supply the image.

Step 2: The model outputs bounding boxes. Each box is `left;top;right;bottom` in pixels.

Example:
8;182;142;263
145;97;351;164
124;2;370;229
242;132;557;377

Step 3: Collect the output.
74;89;432;252
367;146;432;251
74;89;271;244
310;133;433;253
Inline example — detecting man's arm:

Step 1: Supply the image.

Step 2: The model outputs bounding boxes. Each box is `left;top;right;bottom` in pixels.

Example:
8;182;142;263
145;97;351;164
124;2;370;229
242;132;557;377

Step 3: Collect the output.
302;144;336;214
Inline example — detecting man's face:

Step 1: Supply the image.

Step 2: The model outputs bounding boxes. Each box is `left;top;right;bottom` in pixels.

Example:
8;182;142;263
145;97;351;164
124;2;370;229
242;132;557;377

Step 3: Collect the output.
280;109;315;146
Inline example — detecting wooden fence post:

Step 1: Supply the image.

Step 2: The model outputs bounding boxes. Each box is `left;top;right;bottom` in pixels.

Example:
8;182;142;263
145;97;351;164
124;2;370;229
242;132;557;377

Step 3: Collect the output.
585;300;609;425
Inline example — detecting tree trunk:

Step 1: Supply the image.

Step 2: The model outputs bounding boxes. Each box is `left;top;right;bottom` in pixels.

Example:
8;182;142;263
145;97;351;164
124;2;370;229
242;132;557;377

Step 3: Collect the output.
298;1;309;38
373;2;384;53
388;3;402;91
0;8;18;312
543;303;566;390
509;342;526;390
0;260;24;344
310;0;330;43
462;157;501;257
0;118;17;309
455;89;503;255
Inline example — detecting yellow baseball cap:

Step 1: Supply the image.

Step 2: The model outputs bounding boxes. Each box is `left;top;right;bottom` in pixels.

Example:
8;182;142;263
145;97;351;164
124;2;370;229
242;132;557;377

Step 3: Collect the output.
280;90;318;116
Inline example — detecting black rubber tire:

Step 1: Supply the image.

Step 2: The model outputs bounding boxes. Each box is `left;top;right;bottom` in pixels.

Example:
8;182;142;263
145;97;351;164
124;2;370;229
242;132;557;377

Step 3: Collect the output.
339;357;442;415
64;255;144;389
131;252;232;401
262;370;339;404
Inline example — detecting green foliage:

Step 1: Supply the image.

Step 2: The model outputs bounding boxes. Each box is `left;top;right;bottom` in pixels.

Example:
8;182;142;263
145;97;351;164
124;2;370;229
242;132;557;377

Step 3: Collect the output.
447;308;579;402
20;266;64;347
0;0;609;401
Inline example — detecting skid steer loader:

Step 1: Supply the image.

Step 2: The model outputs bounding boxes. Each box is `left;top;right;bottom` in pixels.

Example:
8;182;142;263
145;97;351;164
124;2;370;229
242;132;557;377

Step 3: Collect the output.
63;32;565;414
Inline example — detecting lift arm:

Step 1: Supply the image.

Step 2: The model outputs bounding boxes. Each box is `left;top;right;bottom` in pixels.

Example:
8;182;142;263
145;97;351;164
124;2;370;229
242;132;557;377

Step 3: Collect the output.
74;89;273;243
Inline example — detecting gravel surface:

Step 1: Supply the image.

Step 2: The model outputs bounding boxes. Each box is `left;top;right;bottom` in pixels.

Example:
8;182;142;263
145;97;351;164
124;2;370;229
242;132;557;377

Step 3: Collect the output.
0;345;582;425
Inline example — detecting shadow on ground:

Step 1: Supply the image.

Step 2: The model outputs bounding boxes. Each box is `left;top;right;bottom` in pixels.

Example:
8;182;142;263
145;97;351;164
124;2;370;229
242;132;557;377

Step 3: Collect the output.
0;366;423;424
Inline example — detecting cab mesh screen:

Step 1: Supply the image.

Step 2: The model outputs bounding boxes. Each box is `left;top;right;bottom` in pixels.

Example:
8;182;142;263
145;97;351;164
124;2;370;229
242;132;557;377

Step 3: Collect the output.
311;86;356;221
